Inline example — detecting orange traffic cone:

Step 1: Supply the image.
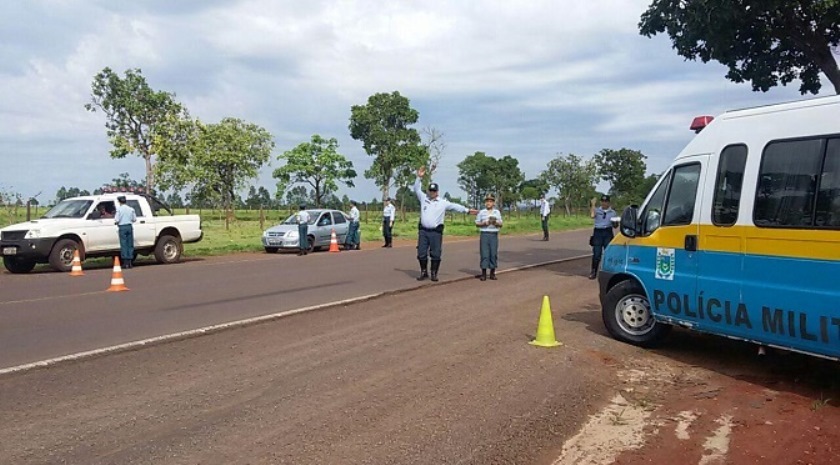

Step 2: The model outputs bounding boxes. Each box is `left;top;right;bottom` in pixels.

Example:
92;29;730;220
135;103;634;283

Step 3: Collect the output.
107;257;129;292
69;250;84;276
329;229;340;253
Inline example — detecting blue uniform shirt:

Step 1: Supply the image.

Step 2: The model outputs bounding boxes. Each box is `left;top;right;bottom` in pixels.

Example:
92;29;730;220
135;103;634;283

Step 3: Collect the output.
476;208;503;232
414;177;470;228
114;204;137;226
593;206;616;229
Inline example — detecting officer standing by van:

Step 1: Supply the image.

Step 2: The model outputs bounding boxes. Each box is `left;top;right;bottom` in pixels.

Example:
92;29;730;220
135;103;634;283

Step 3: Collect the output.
296;205;310;256
589;195;617;279
414;166;478;282
475;193;502;281
382;197;395;248
347;201;361;250
114;195;137;268
540;193;550;241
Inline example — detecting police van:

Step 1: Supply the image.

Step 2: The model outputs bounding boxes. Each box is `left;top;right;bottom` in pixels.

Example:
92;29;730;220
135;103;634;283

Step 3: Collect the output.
599;95;840;360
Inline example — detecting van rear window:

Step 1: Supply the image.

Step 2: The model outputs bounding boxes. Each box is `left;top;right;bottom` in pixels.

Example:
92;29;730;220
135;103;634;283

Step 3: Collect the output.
754;138;836;229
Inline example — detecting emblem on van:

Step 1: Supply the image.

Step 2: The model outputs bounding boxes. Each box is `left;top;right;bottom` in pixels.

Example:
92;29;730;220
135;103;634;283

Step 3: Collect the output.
655;247;675;281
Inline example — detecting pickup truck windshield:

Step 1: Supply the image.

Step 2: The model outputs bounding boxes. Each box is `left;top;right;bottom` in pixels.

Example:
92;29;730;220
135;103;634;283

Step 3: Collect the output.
281;211;318;225
42;200;93;219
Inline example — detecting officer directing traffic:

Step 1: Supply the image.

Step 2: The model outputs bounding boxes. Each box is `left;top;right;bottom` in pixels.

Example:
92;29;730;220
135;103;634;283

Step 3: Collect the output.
414;166;477;282
589;194;617;279
346;201;361;250
296;205;310;256
382;197;395;248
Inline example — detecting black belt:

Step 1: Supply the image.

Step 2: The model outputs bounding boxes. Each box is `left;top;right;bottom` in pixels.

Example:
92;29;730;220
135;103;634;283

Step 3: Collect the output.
594;227;612;231
419;224;444;233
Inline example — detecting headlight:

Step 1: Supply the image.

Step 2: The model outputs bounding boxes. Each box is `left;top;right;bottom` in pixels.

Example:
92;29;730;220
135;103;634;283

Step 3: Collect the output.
25;230;41;239
285;230;298;239
263;231;269;237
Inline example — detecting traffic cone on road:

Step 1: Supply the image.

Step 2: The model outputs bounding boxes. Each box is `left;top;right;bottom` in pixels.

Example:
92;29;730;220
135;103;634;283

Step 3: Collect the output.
329;229;340;253
69;250;84;276
529;296;562;347
107;257;129;292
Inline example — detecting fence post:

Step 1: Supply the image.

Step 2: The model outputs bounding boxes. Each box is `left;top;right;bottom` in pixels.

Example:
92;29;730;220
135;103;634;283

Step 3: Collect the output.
259;206;265;230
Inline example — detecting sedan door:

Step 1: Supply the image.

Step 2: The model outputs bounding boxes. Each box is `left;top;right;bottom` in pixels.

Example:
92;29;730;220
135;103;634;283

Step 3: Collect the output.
314;213;333;247
331;211;350;242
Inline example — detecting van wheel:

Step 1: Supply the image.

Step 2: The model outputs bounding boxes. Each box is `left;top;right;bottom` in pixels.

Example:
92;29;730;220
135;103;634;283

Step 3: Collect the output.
602;280;671;347
154;235;182;264
49;239;80;272
3;257;36;274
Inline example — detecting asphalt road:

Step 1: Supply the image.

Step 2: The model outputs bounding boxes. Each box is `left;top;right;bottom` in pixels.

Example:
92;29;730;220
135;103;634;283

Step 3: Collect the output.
0;229;591;370
0;259;615;465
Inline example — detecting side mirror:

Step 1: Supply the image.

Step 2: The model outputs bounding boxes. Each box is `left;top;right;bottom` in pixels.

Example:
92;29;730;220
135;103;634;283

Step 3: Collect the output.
620;206;639;238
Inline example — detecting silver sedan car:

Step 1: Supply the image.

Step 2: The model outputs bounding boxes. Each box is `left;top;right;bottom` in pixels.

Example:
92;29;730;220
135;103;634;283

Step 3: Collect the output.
262;209;351;253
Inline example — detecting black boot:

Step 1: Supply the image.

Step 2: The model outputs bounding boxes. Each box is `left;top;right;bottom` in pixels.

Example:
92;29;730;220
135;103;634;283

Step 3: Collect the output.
417;259;428;281
480;269;487;281
430;260;440;282
489;269;497;280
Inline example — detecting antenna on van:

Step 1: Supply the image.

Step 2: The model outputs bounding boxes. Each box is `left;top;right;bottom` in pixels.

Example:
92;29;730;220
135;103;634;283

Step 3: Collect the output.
690;116;714;133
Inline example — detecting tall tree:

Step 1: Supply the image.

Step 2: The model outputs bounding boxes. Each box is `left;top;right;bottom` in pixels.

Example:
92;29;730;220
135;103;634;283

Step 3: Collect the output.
520;178;550;209
457;152;497;209
273;135;356;208
421;126;446;176
541;154;598;216
349;91;425;200
85;67;188;193
492;155;525;209
593;148;648;202
285;186;312;207
156;117;274;213
640;0;840;94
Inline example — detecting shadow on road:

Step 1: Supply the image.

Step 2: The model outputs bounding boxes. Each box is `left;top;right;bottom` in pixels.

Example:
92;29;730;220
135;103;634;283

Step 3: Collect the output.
160;280;354;312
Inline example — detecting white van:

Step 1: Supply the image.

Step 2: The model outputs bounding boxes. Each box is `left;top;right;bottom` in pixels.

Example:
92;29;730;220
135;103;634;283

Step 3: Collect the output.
599;95;840;360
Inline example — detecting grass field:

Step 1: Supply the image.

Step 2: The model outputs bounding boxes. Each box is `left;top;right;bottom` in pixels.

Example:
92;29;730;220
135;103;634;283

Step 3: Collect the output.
2;206;591;257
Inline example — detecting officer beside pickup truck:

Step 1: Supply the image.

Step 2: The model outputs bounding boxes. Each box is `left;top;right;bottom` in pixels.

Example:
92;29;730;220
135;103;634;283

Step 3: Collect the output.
115;196;137;268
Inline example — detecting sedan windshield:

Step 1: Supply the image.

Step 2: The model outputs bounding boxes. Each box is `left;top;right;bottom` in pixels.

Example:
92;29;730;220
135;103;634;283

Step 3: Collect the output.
42;200;93;219
281;211;318;225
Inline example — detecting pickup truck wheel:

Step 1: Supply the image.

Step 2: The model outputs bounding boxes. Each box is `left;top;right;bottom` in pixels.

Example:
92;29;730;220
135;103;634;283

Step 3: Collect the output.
49;239;80;272
3;256;36;274
602;280;671;348
154;235;182;264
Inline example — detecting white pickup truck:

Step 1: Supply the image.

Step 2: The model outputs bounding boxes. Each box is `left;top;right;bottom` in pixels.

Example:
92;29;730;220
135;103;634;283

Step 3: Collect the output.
0;193;203;273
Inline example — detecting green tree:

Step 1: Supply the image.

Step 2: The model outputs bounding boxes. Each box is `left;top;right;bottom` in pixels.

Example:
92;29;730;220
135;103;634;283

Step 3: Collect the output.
273;135;356;208
349;91;426;200
165;191;185;209
285;186;312;207
593;148;647;202
520;178;550;209
640;0;840;94
541;154;598;216
492;155;525;209
156;117;274;213
457;151;497;208
85;67;188;193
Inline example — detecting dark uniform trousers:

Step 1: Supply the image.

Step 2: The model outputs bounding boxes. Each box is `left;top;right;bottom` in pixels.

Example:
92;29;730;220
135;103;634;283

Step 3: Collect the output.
479;231;498;270
417;225;443;273
591;227;614;272
383;217;393;246
541;215;549;240
118;224;134;261
298;224;308;251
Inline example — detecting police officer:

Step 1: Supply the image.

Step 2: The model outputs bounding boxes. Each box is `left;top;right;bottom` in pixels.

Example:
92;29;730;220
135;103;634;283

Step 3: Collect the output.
382;197;395;248
296;205;310;256
589;194;617;279
539;193;550;241
475;193;502;281
114;195;137;268
414;166;478;282
347;201;361;250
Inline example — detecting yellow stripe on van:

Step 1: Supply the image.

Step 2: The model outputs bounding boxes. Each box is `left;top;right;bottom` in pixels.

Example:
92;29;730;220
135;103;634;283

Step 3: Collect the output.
611;225;840;261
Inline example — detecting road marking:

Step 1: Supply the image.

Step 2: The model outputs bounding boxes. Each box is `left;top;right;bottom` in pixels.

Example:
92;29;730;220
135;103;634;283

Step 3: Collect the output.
0;254;590;376
0;291;107;307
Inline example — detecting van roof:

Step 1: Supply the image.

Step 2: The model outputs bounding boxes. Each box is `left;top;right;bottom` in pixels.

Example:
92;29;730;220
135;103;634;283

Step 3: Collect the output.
721;94;840;120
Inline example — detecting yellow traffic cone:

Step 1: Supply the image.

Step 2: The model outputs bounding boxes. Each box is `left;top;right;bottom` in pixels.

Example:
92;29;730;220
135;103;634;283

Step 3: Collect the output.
529;296;562;347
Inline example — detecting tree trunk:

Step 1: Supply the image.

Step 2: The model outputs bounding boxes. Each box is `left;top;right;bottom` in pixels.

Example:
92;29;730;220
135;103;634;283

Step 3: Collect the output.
144;155;154;194
817;50;840;95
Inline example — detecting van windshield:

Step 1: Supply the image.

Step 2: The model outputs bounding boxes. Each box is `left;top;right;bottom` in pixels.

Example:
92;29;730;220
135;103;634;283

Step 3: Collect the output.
42;200;93;219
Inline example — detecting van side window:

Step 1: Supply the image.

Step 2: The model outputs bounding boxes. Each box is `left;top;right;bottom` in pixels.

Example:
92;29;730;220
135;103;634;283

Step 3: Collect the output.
641;171;671;236
816;139;840;227
663;164;701;227
754;139;823;227
712;145;748;226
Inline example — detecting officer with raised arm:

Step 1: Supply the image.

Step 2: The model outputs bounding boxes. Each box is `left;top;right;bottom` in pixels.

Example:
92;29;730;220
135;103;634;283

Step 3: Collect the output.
414;166;478;282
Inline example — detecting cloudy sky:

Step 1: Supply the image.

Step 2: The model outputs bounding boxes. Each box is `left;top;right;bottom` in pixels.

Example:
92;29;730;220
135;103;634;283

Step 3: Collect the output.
0;0;825;204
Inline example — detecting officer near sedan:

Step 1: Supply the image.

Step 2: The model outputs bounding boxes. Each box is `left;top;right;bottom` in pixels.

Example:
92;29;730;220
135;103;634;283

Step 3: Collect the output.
296;205;310;256
475;193;502;281
346;201;361;250
114;196;137;268
414;166;478;282
589;194;617;279
382;197;396;248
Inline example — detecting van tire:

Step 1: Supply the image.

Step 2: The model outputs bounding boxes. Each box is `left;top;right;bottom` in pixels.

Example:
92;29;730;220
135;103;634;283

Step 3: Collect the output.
49;239;80;272
154;235;182;264
602;280;671;347
3;256;36;274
